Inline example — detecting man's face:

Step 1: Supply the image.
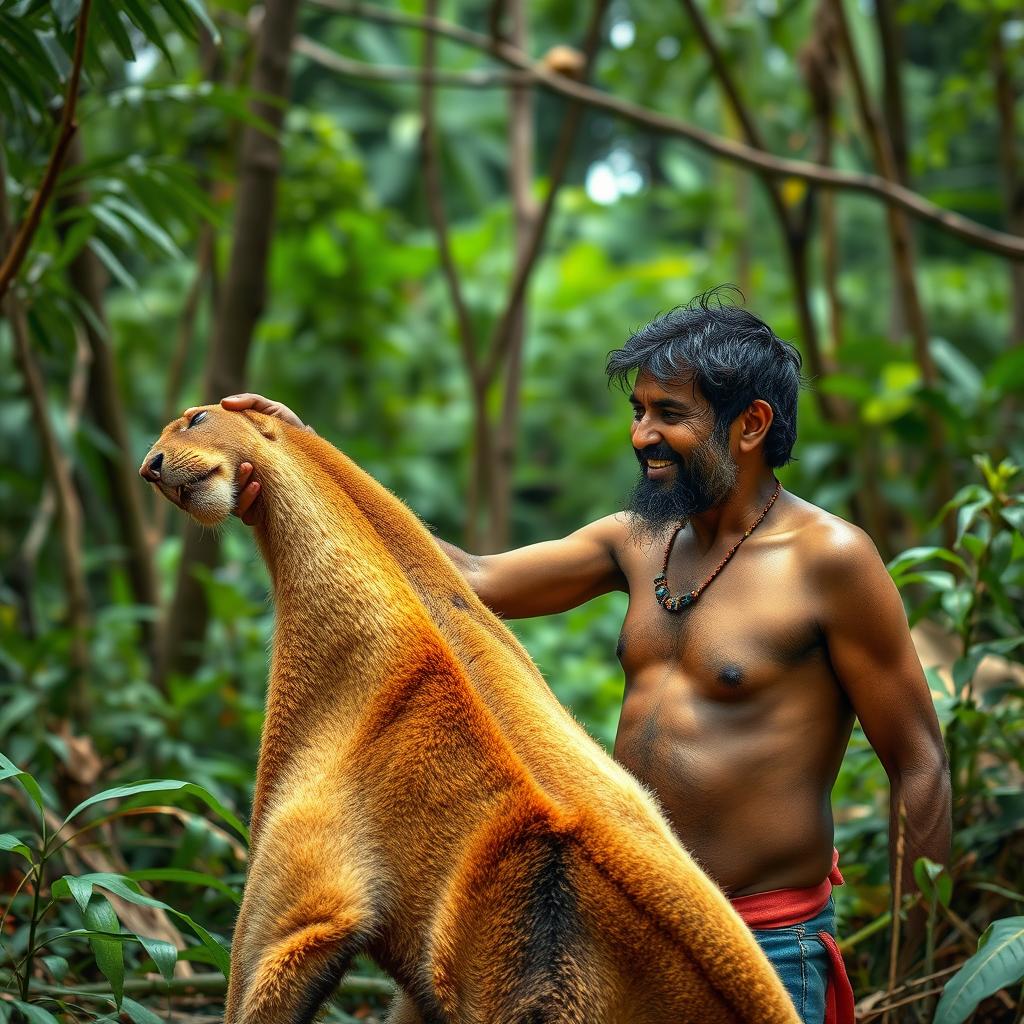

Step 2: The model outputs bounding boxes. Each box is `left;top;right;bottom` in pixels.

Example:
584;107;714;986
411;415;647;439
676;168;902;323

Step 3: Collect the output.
625;370;738;542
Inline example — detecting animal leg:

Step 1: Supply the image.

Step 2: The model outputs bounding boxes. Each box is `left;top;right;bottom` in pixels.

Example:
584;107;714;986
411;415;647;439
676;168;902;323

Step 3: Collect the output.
224;791;376;1024
384;990;427;1024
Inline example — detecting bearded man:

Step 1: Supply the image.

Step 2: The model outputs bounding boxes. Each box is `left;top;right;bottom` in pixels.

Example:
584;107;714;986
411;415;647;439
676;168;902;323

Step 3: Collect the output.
212;292;950;1024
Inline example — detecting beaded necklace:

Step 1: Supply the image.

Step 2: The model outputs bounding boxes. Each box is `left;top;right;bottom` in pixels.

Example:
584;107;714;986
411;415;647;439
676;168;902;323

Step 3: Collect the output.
653;480;781;612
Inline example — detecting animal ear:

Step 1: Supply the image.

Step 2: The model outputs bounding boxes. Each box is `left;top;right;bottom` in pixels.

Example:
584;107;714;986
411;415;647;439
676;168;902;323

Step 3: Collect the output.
240;410;281;441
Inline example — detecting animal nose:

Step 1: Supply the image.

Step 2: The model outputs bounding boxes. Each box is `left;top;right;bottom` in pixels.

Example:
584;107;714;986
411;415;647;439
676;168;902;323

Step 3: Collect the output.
140;452;164;481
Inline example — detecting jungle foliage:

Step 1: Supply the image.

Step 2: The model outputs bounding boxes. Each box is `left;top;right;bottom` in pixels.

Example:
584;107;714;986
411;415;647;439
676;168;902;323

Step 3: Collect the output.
1;0;1023;1020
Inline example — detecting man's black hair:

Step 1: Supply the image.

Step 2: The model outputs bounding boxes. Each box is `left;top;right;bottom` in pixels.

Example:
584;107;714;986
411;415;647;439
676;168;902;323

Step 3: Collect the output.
605;286;804;468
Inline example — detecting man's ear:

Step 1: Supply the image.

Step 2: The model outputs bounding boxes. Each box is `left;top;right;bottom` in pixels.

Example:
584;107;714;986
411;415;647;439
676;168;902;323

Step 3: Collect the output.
736;399;774;455
240;409;281;440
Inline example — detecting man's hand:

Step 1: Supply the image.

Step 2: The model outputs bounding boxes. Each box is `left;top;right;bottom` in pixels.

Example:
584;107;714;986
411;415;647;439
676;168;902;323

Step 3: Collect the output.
205;393;307;526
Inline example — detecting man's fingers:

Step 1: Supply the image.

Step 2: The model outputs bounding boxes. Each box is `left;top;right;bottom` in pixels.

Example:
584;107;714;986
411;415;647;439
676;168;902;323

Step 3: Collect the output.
220;393;305;429
221;393;271;411
236;480;260;522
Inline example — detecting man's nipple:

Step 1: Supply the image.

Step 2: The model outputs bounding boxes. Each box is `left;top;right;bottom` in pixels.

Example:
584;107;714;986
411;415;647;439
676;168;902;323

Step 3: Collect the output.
718;664;744;688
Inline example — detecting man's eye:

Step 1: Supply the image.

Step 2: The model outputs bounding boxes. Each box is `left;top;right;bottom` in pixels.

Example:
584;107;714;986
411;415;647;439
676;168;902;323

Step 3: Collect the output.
188;411;207;428
631;407;643;420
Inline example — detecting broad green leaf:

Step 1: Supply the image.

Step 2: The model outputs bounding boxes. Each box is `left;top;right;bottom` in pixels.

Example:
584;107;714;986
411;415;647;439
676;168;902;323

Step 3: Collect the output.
934;917;1024;1024
62;779;248;841
136;933;178;982
0;833;33;861
85;895;125;1008
65;875;94;914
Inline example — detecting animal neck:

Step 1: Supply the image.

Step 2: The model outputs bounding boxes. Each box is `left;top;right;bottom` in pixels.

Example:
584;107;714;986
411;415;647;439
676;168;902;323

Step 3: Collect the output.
249;429;428;693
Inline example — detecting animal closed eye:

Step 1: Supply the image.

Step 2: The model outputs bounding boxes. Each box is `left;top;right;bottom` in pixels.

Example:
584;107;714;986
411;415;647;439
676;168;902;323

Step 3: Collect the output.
188;411;208;428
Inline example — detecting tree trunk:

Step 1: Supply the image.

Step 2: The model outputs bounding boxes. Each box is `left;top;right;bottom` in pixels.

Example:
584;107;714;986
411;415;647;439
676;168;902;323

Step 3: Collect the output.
159;0;302;684
1;151;90;723
993;20;1024;346
58;135;160;660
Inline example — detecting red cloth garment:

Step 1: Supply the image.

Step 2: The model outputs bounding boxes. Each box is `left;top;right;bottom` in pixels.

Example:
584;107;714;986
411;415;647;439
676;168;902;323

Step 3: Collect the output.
730;849;855;1024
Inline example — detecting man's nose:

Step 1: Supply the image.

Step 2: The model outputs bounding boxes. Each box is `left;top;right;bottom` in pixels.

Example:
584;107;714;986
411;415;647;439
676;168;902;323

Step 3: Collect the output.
140;452;164;481
631;418;661;448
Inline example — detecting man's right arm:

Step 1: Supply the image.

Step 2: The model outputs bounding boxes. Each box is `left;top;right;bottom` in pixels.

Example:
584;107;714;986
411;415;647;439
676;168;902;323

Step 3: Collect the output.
219;393;628;618
436;515;628;620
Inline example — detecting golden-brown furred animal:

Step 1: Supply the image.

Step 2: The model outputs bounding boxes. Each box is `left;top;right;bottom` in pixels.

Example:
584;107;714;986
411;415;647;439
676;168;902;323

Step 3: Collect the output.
140;407;799;1024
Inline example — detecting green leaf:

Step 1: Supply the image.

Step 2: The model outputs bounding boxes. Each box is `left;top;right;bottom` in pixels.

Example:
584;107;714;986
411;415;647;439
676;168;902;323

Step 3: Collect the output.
135;933;178;982
123;997;165;1024
887;546;968;578
0;832;33;861
130;867;242;904
60;872;230;976
41;954;69;981
87;237;138;292
957;499;989;545
96;0;136;61
934;917;1024;1024
163;0;220;43
0;752;46;816
64;874;94;914
103;196;182;258
913;857;952;908
62;778;248;841
85;895;124;1008
9;1002;60;1024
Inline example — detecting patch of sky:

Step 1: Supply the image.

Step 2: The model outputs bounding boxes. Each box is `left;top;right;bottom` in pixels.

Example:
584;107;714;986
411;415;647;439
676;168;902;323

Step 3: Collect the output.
585;148;644;205
610;19;636;50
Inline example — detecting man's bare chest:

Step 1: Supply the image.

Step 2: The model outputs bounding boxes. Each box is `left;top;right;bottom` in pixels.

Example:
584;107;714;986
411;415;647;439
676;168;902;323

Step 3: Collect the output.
616;537;827;699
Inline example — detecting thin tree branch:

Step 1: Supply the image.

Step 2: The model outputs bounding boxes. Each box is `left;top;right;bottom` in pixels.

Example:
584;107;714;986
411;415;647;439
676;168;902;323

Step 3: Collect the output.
0;0;93;300
313;0;1024;260
419;0;481;385
19;323;91;572
295;35;529;87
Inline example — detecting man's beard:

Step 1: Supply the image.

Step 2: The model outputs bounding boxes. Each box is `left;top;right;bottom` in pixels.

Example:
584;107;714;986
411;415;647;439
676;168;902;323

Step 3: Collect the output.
625;427;738;545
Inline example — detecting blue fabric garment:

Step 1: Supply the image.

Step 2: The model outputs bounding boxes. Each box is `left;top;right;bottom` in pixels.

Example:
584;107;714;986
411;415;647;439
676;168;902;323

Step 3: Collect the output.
751;897;836;1024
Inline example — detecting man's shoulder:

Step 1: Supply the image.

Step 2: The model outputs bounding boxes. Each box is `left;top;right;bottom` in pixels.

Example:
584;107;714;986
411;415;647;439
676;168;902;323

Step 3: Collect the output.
780;493;883;579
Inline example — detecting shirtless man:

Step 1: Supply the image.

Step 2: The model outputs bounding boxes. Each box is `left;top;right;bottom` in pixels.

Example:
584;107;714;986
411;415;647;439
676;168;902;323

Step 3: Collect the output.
214;295;950;1022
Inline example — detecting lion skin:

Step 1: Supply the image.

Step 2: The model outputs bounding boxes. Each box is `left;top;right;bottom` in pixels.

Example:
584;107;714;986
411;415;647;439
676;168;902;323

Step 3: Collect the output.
141;407;799;1024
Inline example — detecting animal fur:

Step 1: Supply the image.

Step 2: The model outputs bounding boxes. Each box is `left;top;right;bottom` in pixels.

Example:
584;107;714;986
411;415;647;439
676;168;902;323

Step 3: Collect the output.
141;408;799;1024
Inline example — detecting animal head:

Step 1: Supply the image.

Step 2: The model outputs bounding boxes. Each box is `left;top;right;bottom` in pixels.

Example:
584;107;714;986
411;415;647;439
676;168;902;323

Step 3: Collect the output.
139;406;282;526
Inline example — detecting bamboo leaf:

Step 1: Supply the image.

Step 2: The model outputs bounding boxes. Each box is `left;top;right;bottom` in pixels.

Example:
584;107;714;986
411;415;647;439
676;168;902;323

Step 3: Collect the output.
0;752;46;815
0;833;33;861
129;867;242;904
62;779;248;841
84;895;125;1009
135;933;178;982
